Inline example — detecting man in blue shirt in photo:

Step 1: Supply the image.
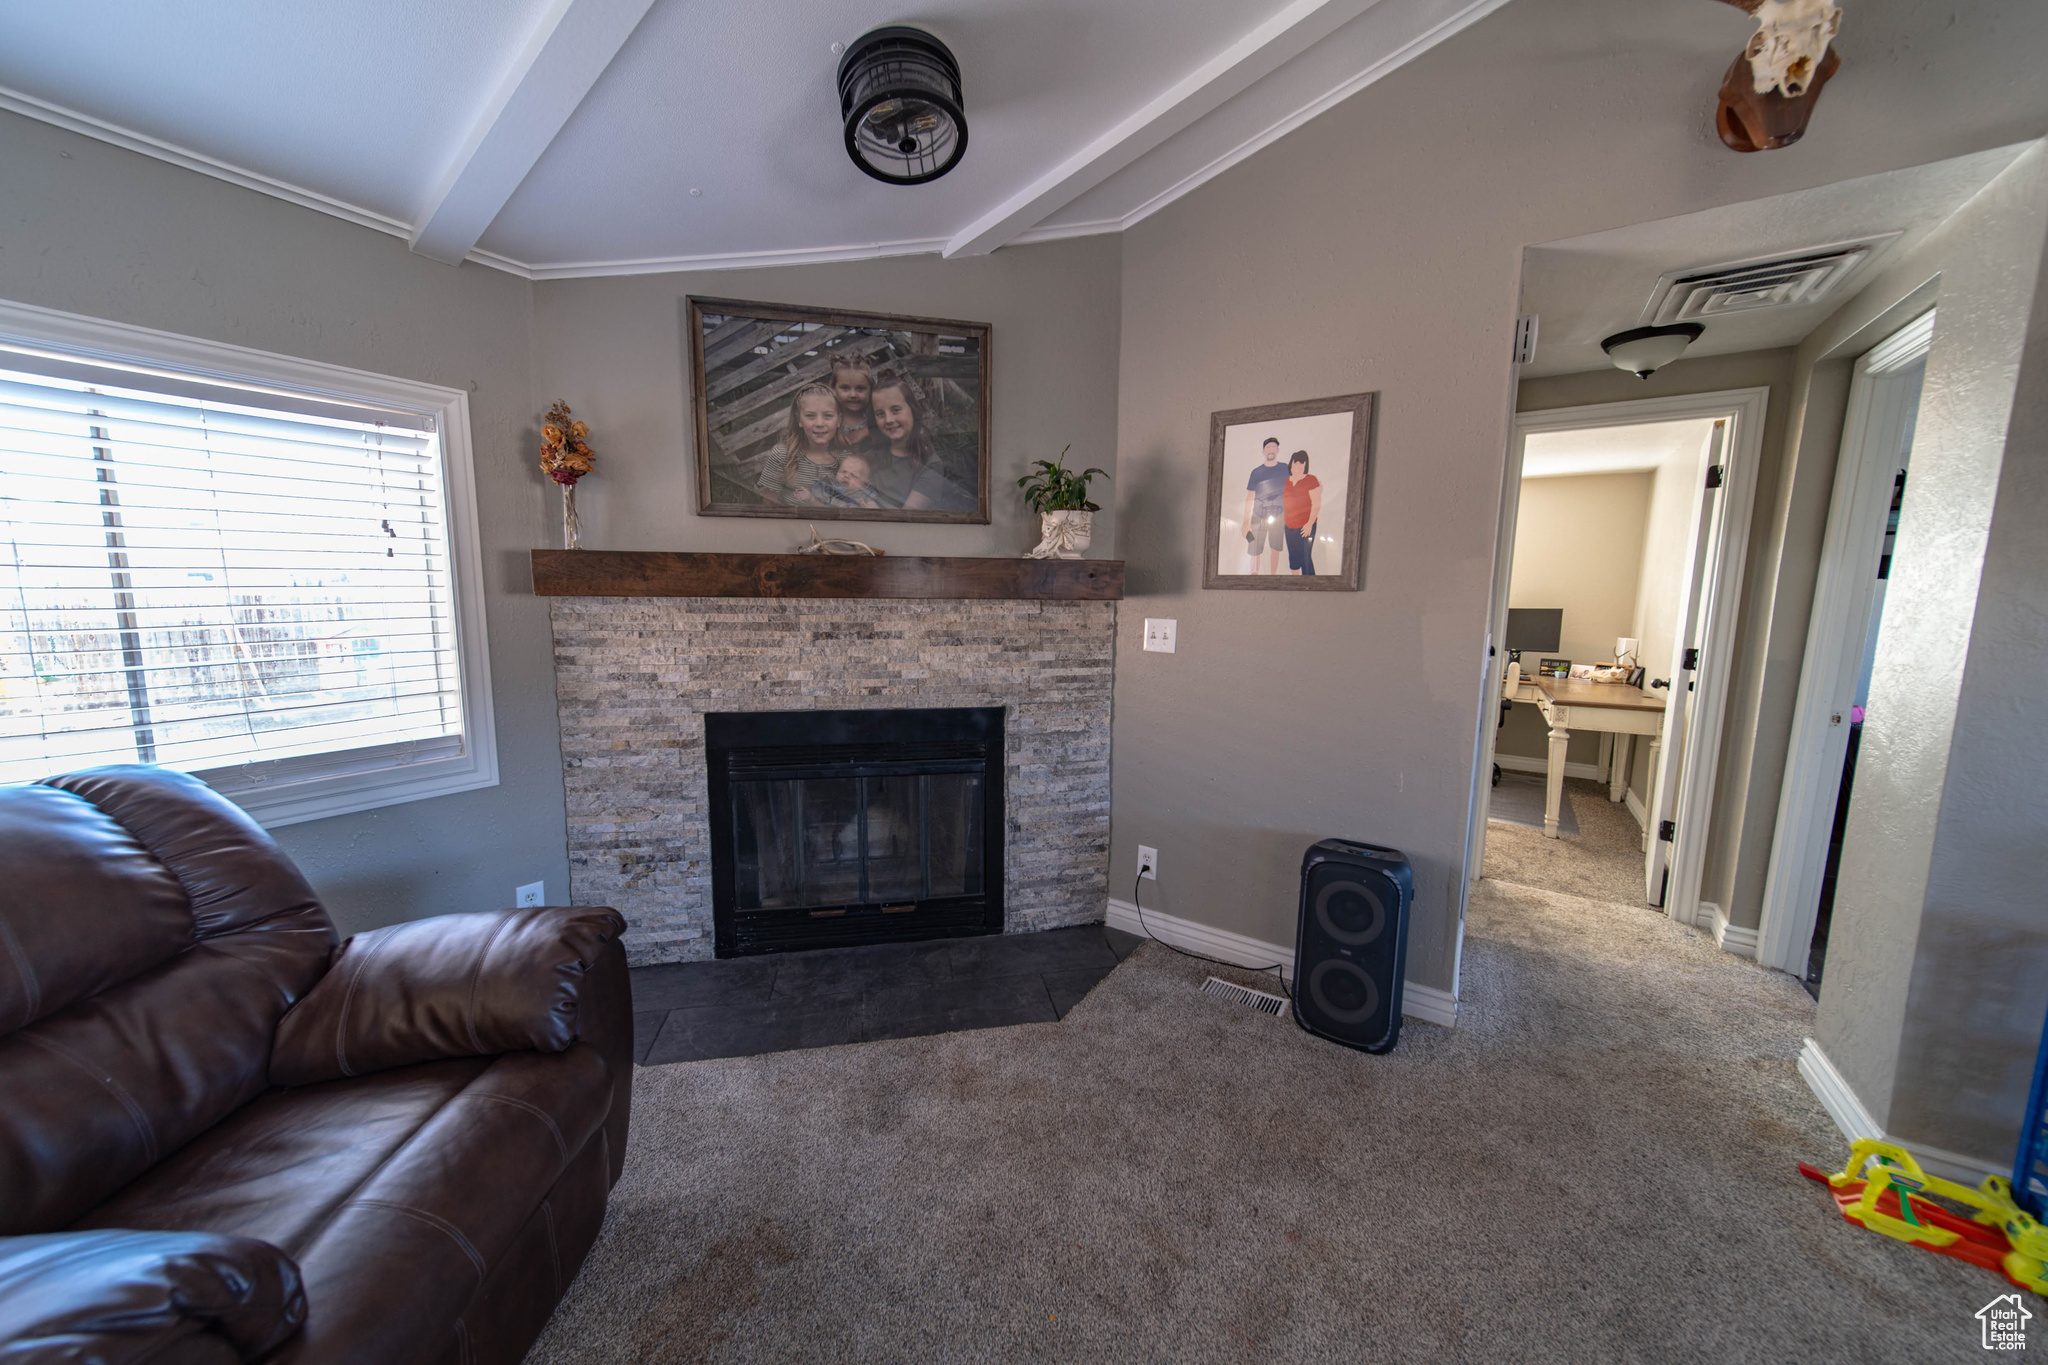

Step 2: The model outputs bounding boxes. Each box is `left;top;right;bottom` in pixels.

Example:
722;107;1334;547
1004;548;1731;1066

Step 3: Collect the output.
1242;437;1290;574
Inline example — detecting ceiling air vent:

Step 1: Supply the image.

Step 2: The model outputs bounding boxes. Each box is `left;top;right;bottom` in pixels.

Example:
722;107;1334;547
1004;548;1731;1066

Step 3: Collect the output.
1643;233;1900;326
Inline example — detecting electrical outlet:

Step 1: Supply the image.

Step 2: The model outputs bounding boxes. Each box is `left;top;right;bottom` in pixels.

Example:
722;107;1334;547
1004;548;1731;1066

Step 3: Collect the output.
515;881;545;908
1142;618;1176;653
1137;845;1158;880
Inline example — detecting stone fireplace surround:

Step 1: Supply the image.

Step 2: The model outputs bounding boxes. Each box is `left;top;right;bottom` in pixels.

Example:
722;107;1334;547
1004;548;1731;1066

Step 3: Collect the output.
548;595;1115;966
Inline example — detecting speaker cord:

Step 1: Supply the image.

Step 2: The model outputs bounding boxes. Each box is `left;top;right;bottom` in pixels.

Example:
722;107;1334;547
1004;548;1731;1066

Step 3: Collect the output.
1118;872;1292;1001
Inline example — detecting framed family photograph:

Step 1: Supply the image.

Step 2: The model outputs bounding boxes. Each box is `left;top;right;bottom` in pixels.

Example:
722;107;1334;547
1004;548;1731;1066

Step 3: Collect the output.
688;296;990;523
1202;392;1375;591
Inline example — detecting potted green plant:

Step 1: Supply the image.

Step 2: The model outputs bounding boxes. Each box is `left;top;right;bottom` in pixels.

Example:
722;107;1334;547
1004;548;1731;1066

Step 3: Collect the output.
1017;447;1109;559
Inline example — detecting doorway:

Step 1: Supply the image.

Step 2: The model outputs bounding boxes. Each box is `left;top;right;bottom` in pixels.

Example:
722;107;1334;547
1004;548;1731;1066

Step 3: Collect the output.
1755;312;1934;979
1472;389;1768;930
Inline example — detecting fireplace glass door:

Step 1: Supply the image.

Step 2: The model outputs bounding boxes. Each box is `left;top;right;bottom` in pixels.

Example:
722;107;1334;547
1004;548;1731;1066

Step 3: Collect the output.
705;708;1004;956
734;772;985;911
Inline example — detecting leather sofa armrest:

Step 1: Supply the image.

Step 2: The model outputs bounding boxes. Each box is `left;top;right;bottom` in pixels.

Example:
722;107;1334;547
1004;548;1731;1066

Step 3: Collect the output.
270;905;627;1086
0;1229;305;1364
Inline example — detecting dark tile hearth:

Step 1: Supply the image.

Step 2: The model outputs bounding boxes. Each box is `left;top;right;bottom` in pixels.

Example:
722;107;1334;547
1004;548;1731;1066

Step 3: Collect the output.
630;925;1143;1065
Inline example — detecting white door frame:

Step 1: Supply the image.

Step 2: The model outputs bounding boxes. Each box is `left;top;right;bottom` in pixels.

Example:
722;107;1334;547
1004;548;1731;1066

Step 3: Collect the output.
1754;311;1936;974
1474;387;1769;933
1646;417;1725;906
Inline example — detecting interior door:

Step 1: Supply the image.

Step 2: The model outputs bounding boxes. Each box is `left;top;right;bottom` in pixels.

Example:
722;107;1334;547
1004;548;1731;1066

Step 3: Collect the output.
1645;420;1726;905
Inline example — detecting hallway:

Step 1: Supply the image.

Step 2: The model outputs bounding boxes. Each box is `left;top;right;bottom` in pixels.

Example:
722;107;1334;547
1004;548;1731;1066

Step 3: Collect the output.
1484;775;1649;906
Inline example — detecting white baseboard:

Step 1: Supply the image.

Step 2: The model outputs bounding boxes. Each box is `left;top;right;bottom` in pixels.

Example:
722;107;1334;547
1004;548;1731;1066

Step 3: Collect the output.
1400;980;1460;1028
1703;901;1758;958
1624;787;1648;830
1798;1038;2005;1184
1104;899;1457;1028
1494;753;1603;781
1799;1036;1882;1141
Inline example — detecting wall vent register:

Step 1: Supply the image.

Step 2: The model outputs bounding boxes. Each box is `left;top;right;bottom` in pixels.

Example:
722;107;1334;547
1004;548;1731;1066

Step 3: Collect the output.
706;707;1004;956
1643;234;1900;326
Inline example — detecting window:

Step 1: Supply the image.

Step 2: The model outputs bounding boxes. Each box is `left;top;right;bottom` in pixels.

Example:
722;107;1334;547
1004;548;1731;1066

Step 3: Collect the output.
0;300;495;826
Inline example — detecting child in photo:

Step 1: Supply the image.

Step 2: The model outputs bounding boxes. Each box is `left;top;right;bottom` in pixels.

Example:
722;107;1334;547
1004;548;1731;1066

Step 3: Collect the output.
815;451;883;508
828;357;875;450
866;370;972;511
756;384;840;504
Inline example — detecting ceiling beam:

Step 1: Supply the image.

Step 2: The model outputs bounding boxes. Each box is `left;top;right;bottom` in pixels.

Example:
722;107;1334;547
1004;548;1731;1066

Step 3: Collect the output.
410;0;658;265
943;0;1384;259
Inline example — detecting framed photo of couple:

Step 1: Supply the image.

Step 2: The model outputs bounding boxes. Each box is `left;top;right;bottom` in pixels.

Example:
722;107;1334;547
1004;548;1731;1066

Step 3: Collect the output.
1202;391;1375;591
688;296;990;523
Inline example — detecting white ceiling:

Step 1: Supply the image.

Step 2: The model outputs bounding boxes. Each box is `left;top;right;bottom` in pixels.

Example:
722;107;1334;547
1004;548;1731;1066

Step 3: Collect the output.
1517;143;2029;378
0;0;1512;277
1522;420;1715;480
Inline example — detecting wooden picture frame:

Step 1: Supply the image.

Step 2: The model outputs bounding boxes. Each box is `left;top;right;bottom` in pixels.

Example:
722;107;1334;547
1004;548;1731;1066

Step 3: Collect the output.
688;296;990;523
1202;392;1375;590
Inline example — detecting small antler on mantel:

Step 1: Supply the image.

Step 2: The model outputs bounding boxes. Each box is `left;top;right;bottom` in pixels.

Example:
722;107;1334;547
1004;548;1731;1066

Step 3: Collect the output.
794;525;885;556
1713;0;1843;152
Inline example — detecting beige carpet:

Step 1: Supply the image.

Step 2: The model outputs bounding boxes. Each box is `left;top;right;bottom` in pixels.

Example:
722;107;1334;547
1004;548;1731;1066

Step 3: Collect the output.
528;881;2003;1364
1484;776;1650;906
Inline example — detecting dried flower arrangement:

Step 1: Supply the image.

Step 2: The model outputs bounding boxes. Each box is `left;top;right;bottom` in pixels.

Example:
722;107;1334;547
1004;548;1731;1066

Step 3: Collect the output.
539;401;595;548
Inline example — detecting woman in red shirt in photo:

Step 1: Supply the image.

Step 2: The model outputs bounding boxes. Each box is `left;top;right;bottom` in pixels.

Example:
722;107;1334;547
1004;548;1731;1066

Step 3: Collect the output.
1283;450;1322;575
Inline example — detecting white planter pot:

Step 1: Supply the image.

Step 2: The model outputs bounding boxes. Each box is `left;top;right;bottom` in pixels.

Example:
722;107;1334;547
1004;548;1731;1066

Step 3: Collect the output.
1027;508;1093;560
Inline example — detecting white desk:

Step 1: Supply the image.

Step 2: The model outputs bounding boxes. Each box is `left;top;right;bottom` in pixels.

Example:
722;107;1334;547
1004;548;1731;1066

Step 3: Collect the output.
1528;676;1667;839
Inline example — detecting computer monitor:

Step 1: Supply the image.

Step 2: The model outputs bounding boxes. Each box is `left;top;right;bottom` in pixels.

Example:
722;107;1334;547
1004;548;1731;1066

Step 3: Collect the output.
1505;608;1562;654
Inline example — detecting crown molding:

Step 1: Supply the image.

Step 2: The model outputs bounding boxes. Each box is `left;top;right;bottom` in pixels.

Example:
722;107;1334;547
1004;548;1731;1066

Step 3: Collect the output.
1009;217;1124;246
0;83;543;279
0;88;1127;281
521;235;952;280
0;83;415;239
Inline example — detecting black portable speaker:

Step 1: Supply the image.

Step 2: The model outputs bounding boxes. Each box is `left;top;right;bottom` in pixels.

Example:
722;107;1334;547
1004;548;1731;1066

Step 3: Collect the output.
1291;839;1413;1053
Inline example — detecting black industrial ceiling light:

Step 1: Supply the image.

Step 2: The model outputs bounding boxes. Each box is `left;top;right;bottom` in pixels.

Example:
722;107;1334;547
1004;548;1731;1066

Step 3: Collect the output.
838;26;966;185
1600;323;1705;378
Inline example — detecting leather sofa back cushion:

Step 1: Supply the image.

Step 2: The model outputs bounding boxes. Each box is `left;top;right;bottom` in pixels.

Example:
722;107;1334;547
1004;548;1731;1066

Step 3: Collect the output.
270;907;628;1086
0;784;193;1035
44;768;330;944
0;770;337;1235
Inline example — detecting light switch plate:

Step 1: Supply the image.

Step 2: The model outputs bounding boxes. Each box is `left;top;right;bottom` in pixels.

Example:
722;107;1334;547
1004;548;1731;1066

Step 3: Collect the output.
515;881;545;908
1142;618;1176;653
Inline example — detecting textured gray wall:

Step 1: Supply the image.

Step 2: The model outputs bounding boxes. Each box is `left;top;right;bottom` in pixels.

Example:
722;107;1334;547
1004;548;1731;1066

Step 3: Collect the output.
1815;147;2048;1159
0;109;564;938
1106;0;2048;994
529;240;1122;562
1813;146;2048;1154
1887;206;2048;1159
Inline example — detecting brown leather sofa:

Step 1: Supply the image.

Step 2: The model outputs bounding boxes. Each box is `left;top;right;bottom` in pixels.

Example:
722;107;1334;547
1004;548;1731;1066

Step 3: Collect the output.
0;767;631;1364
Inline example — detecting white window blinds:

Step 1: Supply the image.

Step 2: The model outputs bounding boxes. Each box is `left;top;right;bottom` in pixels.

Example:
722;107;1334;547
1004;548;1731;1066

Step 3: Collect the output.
0;355;467;793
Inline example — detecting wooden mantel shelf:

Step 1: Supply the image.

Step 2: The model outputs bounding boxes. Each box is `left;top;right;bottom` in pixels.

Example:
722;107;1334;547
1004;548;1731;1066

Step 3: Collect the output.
530;550;1123;601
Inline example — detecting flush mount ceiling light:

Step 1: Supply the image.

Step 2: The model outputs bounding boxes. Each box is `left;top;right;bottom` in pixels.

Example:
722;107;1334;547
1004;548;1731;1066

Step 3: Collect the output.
1600;323;1705;378
838;26;967;185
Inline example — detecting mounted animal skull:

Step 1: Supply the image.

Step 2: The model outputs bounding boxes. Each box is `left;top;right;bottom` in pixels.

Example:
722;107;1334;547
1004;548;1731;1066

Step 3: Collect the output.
1731;0;1841;96
1714;0;1844;152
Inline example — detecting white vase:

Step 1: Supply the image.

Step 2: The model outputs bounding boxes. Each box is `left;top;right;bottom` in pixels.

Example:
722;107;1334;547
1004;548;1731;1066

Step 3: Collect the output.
1027;509;1093;560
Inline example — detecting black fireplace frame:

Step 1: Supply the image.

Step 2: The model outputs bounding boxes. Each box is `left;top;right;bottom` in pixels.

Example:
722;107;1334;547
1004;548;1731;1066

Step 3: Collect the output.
705;707;1005;957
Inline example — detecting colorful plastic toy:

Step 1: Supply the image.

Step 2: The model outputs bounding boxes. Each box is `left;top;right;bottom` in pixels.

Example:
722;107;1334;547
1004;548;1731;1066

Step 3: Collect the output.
1800;1139;2048;1294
